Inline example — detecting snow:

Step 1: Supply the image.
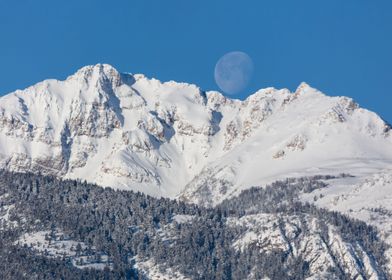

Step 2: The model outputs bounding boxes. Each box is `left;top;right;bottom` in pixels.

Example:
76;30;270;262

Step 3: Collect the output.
16;230;112;271
300;169;392;274
180;84;392;205
228;213;384;279
135;257;191;280
172;214;194;224
16;230;84;256
0;63;391;221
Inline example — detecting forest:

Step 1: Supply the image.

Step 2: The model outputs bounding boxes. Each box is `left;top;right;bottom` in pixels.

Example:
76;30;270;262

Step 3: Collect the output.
0;171;389;279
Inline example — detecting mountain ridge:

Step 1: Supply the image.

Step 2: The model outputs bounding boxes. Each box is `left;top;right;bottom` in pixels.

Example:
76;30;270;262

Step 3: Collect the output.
0;64;391;201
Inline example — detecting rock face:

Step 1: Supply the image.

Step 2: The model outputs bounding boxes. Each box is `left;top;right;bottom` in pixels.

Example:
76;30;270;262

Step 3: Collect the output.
0;64;391;200
0;64;218;196
229;213;384;280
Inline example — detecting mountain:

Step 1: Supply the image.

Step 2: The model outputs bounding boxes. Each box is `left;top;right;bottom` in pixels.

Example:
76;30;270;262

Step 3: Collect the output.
0;64;391;202
1;64;392;279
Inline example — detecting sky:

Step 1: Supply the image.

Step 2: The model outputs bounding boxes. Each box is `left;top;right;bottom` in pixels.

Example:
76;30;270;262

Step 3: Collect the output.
0;0;391;122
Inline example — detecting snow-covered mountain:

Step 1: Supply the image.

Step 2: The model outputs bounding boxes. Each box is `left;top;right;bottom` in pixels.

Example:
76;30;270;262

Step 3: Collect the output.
2;64;392;279
0;63;391;201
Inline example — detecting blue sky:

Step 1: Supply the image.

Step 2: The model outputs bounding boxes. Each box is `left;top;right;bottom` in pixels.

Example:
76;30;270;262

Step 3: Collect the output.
1;0;391;121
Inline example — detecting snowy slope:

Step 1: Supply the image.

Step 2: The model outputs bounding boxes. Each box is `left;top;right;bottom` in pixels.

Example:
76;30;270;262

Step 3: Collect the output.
181;84;392;205
229;213;384;280
300;170;392;272
0;63;391;202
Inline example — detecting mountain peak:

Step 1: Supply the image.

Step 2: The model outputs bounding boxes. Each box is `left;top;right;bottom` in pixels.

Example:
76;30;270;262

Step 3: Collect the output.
73;63;119;77
69;64;126;89
294;82;322;96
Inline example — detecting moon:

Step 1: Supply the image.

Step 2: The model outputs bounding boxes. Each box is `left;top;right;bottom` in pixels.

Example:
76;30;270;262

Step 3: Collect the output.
214;51;254;95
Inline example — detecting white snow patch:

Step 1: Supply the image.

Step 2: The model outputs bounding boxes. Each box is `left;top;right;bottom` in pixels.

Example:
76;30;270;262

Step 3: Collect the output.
172;214;194;224
16;230;112;270
135;257;190;280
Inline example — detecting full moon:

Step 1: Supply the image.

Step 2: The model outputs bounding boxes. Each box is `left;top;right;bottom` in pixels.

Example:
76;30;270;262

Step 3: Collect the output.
214;51;254;95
